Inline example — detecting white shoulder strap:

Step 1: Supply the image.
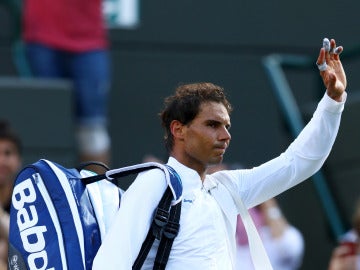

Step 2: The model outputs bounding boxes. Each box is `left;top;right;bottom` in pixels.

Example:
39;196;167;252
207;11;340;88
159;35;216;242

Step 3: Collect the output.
216;177;273;270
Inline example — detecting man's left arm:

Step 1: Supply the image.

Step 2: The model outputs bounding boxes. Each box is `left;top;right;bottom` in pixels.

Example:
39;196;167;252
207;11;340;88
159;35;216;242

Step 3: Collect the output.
236;38;347;208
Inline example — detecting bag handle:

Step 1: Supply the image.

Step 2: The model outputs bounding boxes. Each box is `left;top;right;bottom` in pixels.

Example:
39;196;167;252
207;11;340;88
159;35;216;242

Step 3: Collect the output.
81;162;165;185
76;161;111;172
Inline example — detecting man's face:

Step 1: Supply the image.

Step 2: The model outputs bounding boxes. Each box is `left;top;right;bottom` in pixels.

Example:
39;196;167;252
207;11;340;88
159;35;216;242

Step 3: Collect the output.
0;139;21;187
181;101;231;170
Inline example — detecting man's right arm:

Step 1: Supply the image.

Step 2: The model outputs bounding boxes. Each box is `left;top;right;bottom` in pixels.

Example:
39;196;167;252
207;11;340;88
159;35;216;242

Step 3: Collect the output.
92;168;167;270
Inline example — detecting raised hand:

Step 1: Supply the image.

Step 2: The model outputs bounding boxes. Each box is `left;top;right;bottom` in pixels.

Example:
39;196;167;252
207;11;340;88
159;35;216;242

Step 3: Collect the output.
316;38;347;101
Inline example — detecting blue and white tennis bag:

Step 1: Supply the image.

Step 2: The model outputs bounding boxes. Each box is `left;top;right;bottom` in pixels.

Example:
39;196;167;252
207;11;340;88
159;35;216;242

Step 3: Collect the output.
8;159;182;270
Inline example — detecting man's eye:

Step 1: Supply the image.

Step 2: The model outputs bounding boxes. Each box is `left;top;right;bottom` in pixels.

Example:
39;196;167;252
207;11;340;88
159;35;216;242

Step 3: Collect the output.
4;150;14;157
208;122;217;128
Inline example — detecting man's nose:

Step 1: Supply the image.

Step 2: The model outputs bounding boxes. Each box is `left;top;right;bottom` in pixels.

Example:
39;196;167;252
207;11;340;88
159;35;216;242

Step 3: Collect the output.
220;127;231;141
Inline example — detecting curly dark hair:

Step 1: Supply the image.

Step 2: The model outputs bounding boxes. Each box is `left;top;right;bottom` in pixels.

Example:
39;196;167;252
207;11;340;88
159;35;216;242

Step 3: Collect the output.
159;82;232;152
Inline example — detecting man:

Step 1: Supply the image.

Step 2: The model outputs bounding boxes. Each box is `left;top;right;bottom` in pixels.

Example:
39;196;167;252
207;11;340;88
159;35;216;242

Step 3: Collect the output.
93;38;347;269
0;120;22;270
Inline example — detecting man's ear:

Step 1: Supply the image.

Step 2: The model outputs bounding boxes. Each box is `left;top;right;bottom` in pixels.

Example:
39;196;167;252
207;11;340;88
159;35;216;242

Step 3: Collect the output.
170;120;185;140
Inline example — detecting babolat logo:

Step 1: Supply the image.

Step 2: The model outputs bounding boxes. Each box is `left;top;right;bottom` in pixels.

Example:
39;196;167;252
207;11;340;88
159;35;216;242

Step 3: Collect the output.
9;254;19;270
12;175;54;270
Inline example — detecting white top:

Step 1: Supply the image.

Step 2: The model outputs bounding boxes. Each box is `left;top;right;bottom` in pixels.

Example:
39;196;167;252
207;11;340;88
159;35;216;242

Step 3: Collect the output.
92;92;346;270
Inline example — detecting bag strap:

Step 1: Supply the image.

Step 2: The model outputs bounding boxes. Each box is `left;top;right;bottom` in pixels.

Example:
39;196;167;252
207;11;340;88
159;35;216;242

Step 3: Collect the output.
152;165;181;270
132;186;181;270
218;177;273;270
133;166;182;270
82;162;182;270
81;163;160;185
132;187;173;269
153;201;181;270
82;161;182;203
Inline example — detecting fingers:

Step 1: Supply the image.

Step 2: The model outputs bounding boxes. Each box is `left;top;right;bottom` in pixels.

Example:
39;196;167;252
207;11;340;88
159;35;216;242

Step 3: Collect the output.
333;46;343;60
317;37;347;100
316;38;343;71
324;38;333;63
323;38;331;52
316;48;327;71
329;38;343;58
325;39;339;62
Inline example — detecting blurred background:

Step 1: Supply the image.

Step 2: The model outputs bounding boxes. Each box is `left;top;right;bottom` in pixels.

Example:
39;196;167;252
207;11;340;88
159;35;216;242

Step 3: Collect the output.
1;0;360;268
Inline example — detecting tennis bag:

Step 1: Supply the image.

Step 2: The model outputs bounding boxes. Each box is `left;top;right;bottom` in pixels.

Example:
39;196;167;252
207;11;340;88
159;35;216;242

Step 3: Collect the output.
8;159;182;270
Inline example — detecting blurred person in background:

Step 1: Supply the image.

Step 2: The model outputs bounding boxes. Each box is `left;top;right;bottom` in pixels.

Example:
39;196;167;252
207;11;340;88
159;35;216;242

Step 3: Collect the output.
208;164;304;270
0;208;9;270
0;120;22;270
328;245;358;270
328;198;360;270
21;0;112;169
235;198;304;270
